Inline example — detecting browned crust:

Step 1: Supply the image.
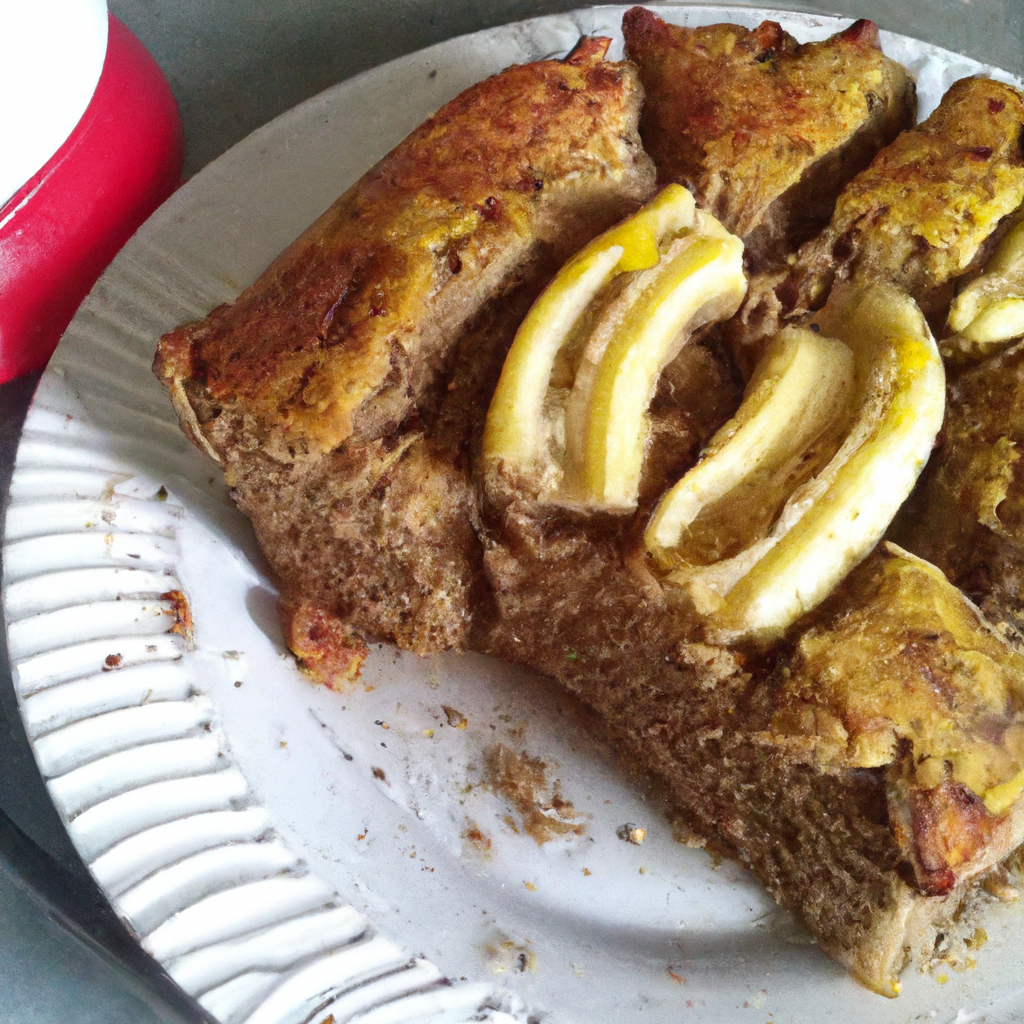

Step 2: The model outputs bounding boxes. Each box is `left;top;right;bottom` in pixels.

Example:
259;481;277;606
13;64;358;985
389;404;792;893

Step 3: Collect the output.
893;338;1024;635
160;589;193;645
154;38;654;461
154;39;656;655
893;777;1005;896
622;8;915;260
732;76;1024;369
281;598;370;689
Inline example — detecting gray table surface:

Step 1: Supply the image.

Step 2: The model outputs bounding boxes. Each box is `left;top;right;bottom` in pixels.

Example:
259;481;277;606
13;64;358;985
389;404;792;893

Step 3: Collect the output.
2;2;1023;1021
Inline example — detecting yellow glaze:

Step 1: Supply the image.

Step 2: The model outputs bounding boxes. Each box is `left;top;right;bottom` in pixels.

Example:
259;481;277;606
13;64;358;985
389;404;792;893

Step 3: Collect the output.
771;545;1024;813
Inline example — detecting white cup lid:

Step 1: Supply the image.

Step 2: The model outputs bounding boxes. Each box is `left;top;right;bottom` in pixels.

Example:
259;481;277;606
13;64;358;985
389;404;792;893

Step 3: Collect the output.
0;0;109;210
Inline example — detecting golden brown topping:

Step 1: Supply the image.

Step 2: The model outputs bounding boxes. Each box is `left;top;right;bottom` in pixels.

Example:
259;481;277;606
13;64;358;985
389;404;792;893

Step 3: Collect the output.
821;78;1024;298
733;76;1024;369
623;8;914;259
767;545;1024;808
155;38;653;461
896;779;1001;895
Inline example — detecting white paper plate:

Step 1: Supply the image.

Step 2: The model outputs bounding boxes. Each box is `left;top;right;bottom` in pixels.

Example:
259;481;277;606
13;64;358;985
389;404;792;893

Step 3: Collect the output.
7;7;1024;1023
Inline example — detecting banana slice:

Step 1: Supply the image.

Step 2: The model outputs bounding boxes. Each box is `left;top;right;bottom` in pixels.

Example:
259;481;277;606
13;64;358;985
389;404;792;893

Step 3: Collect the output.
651;282;945;644
948;218;1024;353
564;217;746;509
646;326;855;572
482;185;696;496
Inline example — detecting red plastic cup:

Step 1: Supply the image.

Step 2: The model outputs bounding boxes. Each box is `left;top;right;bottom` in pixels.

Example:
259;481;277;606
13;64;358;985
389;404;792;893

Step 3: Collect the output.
0;14;184;383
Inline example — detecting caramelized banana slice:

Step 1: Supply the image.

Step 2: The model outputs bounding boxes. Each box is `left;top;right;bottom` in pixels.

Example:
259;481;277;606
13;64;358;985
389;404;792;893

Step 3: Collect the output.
653;283;944;644
483;185;696;495
948;219;1024;352
645;326;855;570
565;214;746;508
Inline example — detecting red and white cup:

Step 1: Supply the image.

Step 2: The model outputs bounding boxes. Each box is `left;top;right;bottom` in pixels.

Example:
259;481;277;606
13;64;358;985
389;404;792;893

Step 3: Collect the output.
0;0;184;383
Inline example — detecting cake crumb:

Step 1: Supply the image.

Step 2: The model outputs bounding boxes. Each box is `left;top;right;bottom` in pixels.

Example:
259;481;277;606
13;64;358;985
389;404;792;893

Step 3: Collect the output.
617;823;647;845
